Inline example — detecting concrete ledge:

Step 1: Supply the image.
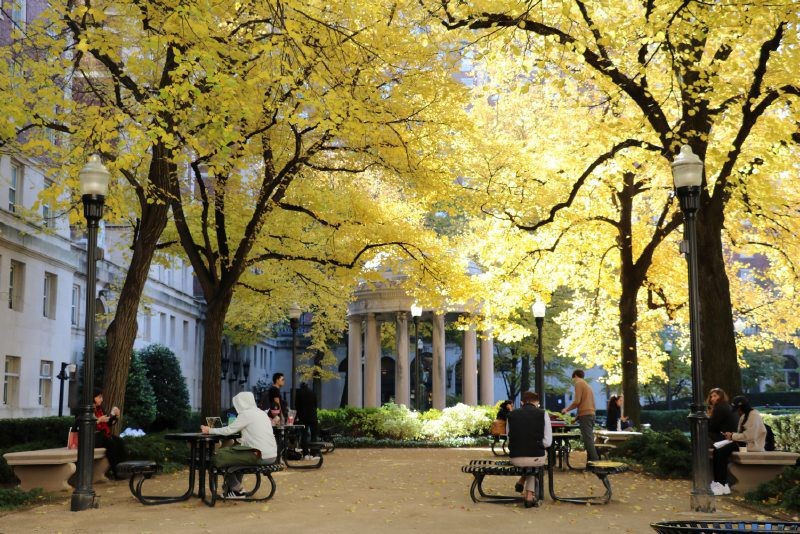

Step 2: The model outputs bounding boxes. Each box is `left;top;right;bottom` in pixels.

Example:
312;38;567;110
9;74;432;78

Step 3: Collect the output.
3;447;108;492
729;451;799;493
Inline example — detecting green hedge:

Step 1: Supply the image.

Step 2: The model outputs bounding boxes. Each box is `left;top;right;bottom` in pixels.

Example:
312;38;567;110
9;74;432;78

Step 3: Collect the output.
0;488;44;510
746;466;800;511
639;410;690;432
763;413;800;452
610;430;692;478
0;417;72;449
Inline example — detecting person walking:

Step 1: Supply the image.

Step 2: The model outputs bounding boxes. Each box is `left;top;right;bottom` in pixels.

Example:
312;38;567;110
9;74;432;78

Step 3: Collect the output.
562;369;599;462
508;391;552;508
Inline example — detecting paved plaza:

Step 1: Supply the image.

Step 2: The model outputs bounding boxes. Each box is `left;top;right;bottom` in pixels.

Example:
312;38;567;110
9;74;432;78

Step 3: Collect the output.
1;448;768;533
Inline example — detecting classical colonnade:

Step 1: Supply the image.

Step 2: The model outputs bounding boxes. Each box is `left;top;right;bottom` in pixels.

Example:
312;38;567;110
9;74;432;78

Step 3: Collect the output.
345;284;495;410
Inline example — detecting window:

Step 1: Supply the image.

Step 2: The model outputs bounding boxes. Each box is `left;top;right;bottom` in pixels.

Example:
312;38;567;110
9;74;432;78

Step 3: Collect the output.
71;284;80;325
169;315;176;347
8;260;25;311
3;356;21;406
182;320;189;351
43;272;57;319
10;0;26;29
142;308;152;341
42;180;53;227
8;161;22;212
159;313;167;344
39;360;53;407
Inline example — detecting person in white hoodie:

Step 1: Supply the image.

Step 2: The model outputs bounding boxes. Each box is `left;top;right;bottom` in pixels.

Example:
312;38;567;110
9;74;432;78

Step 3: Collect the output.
201;391;278;498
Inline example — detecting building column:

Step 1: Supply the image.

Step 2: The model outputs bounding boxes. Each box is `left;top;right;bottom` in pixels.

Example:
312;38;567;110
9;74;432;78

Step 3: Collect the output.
462;323;478;406
431;312;446;410
395;311;410;407
480;331;494;405
347;315;363;407
364;313;380;408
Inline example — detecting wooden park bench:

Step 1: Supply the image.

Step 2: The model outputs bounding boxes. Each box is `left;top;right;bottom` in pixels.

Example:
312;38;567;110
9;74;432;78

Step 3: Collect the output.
728;451;800;493
461;459;544;504
3;447;108;492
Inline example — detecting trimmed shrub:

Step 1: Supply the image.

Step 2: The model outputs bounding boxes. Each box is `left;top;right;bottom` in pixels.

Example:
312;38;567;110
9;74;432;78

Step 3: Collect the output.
0;488;44;510
139;344;190;431
0;417;71;449
123;432;190;473
746;466;800;511
762;413;800;452
611;430;692;478
124;353;157;430
639;410;690;432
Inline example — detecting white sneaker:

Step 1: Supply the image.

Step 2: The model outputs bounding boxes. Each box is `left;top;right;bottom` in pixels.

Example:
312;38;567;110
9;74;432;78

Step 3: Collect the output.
224;490;246;499
721;484;731;495
710;482;723;496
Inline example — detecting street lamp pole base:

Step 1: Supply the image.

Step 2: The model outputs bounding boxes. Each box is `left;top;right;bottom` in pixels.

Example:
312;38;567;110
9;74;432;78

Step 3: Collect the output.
690;491;715;513
70;491;99;511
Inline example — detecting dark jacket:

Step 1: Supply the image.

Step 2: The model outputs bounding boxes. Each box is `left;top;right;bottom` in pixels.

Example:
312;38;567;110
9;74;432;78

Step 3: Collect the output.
606;402;621;431
295;384;318;424
708;401;739;442
507;404;546;458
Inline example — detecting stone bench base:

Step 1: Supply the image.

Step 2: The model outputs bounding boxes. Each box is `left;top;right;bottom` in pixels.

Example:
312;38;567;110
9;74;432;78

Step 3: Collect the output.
3;447;108;492
729;451;799;493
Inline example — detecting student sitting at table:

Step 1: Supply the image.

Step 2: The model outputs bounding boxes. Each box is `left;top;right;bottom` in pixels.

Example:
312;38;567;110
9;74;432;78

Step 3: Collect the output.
201;391;278;499
507;391;552;508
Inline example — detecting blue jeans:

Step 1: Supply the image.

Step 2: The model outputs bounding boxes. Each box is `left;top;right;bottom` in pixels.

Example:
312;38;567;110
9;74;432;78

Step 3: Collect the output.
577;414;599;461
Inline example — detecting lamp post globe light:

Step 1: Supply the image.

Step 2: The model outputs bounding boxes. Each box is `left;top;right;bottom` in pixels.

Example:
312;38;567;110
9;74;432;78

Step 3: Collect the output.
663;340;673;410
410;303;423;411
531;300;546;409
672;144;714;512
71;155;110;512
288;304;302;408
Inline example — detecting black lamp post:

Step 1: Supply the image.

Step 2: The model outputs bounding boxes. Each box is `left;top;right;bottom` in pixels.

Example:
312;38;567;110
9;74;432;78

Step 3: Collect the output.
672;144;714;512
57;363;76;417
410;304;422;411
664;340;673;410
531;300;546;409
289;304;302;408
71;155;110;512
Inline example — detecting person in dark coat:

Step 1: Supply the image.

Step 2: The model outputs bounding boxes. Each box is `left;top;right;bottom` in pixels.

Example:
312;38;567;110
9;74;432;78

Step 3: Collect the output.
295;382;319;459
507;391;552;508
606;395;621;431
706;387;739;442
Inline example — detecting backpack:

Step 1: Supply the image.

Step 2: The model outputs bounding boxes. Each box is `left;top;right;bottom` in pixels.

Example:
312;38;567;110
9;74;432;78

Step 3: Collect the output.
764;423;776;451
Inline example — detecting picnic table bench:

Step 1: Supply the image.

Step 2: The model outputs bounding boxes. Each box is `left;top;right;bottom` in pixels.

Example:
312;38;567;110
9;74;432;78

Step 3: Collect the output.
461;459;544;504
461;458;629;506
2;447;108;492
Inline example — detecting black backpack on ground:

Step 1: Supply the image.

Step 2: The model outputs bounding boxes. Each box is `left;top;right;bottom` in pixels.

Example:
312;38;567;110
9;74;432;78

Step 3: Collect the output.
764;423;776;451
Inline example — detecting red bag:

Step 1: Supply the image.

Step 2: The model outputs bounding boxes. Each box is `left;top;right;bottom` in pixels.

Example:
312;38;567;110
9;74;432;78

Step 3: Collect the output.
67;430;79;449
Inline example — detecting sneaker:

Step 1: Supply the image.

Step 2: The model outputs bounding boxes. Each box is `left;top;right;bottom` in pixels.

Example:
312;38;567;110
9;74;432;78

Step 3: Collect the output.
224;490;246;500
721;484;731;495
710;482;724;496
303;455;320;461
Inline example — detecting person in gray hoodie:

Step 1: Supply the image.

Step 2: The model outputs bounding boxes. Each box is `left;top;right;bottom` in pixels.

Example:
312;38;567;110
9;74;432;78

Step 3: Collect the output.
201;391;278;498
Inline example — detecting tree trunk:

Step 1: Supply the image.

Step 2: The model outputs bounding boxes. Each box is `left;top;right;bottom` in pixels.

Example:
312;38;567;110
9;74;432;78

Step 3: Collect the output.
619;283;641;425
200;288;234;417
696;201;742;398
101;151;172;431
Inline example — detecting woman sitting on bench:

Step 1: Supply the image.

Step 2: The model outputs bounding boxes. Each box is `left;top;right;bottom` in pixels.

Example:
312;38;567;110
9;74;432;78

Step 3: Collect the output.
507;391;552;508
712;395;767;496
93;388;126;479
